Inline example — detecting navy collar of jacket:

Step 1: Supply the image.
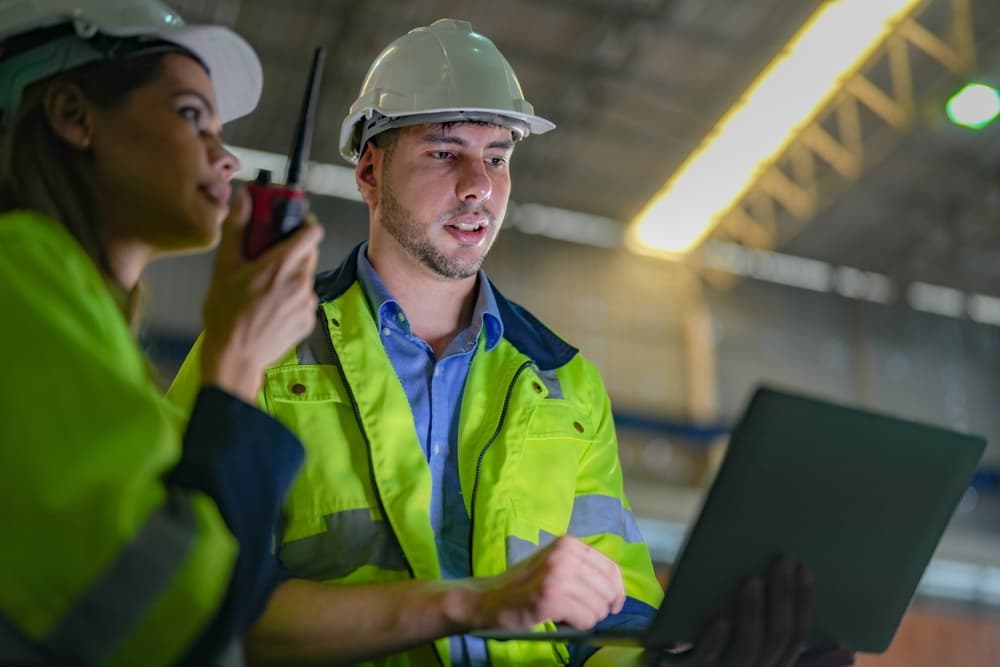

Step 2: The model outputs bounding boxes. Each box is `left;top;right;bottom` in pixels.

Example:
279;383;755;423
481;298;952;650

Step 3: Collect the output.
314;243;578;372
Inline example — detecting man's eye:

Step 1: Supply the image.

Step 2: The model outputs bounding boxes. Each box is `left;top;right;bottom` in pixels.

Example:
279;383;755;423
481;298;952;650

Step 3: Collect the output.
488;157;508;167
431;151;455;160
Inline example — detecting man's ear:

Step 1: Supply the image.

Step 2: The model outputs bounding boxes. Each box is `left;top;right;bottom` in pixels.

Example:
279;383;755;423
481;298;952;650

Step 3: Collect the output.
42;81;95;151
356;142;380;206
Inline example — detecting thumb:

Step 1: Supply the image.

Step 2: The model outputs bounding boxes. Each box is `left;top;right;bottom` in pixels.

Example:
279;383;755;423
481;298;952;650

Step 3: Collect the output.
219;185;251;258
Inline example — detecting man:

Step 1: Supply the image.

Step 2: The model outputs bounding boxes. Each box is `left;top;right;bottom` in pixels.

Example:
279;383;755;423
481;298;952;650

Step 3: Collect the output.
172;18;850;667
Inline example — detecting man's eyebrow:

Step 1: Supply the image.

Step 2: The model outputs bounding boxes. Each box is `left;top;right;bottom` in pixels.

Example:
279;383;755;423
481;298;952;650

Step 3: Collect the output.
419;133;514;152
420;133;465;146
487;139;515;151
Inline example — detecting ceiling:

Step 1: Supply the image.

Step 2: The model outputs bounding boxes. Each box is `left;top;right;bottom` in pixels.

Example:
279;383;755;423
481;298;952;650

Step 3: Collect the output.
172;0;1000;294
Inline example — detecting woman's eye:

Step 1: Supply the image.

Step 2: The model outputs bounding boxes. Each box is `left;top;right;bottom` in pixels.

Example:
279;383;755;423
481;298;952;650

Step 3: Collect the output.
179;106;202;124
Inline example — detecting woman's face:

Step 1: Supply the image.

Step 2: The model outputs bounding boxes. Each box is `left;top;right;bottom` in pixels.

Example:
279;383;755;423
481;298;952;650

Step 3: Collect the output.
88;52;239;254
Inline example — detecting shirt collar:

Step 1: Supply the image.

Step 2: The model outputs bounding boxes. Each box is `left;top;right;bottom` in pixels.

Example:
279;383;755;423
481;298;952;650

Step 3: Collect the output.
355;243;504;351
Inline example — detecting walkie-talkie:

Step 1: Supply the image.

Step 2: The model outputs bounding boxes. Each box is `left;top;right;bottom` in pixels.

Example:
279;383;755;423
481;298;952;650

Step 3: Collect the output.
243;46;326;260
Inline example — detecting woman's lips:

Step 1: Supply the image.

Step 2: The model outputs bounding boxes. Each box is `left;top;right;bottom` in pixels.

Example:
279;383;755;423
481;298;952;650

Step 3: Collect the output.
200;182;232;207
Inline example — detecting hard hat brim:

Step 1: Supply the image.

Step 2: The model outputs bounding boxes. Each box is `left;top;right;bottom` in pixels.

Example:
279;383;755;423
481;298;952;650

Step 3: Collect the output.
104;24;262;123
341;107;556;163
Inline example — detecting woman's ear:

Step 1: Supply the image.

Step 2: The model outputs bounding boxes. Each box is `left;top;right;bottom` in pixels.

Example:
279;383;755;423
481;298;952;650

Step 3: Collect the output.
42;81;95;150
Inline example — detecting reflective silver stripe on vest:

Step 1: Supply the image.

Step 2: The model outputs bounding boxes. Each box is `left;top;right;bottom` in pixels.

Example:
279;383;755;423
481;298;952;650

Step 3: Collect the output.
296;341;318;365
568;493;644;543
43;492;200;664
279;508;408;581
297;315;336;366
216;639;246;667
534;368;563;399
507;529;558;566
505;494;644;566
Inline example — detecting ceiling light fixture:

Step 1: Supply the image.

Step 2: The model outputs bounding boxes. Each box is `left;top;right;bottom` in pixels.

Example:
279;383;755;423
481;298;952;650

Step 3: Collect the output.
628;0;922;258
946;83;1000;130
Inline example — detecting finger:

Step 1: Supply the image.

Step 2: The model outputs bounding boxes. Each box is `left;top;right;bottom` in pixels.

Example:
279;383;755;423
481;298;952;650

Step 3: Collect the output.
761;556;796;666
228;184;252;228
273;281;320;331
291;307;318;347
533;538;623;628
693;615;730;667
300;243;320;280
778;563;813;667
560;585;616;629
580;553;626;614
281;255;319;305
567;561;622;622
218;186;251;259
263;301;317;359
302;210;321;227
297;293;320;336
725;575;764;666
569;537;618;578
261;222;324;278
285;215;326;246
534;539;613;628
570;542;625;607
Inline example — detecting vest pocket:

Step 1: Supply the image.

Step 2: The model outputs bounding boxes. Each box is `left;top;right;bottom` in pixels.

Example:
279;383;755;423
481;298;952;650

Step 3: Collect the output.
507;402;592;557
264;365;384;578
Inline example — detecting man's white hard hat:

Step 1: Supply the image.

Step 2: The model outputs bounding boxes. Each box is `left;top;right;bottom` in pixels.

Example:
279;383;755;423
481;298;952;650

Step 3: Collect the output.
340;18;555;163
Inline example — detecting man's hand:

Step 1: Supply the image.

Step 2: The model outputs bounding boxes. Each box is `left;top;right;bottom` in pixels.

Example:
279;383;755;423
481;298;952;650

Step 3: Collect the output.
680;556;853;667
456;535;625;631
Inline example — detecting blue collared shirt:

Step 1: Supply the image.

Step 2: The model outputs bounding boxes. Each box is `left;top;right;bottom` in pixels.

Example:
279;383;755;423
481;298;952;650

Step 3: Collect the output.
357;245;501;666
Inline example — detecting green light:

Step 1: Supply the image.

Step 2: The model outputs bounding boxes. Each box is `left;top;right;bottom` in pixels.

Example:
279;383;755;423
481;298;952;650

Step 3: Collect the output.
946;83;1000;130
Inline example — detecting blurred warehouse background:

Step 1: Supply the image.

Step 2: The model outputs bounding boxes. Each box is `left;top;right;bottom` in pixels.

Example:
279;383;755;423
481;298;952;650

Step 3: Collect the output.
146;1;1000;663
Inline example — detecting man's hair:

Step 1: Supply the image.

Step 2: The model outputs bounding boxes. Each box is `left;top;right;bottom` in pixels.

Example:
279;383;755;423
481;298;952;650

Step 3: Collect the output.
0;53;166;324
369;127;400;166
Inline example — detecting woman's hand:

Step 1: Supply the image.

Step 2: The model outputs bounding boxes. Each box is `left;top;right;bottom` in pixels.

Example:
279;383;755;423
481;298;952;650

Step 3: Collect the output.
200;187;324;402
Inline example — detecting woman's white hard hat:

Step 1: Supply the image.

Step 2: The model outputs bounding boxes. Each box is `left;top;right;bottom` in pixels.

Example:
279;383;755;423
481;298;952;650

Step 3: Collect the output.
0;0;262;125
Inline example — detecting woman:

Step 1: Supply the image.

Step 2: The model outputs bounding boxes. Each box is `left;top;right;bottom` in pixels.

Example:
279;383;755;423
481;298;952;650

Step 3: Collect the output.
0;2;323;665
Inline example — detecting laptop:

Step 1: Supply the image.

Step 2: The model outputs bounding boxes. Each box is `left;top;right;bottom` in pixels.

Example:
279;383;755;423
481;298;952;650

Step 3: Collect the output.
474;386;986;653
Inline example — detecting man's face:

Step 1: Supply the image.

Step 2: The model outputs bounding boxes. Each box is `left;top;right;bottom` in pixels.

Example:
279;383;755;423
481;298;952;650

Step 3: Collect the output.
369;122;514;280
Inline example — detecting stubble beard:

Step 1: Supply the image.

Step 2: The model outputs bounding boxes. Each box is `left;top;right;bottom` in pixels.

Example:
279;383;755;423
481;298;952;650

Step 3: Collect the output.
380;179;498;280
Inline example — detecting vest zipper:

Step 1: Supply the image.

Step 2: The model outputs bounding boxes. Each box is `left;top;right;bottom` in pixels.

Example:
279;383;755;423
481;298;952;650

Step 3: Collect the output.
467;360;535;572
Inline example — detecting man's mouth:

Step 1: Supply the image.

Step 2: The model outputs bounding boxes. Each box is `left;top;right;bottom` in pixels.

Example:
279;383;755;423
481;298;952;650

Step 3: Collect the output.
448;220;487;233
446;212;489;232
444;215;490;245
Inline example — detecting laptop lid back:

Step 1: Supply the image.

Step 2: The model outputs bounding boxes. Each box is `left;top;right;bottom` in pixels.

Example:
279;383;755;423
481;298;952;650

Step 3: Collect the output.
649;386;985;653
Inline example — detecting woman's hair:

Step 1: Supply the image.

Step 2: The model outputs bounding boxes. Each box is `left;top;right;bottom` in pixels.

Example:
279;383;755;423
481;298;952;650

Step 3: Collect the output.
0;54;167;323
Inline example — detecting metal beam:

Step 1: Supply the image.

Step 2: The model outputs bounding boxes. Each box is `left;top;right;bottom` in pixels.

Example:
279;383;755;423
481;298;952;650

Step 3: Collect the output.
701;0;978;289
